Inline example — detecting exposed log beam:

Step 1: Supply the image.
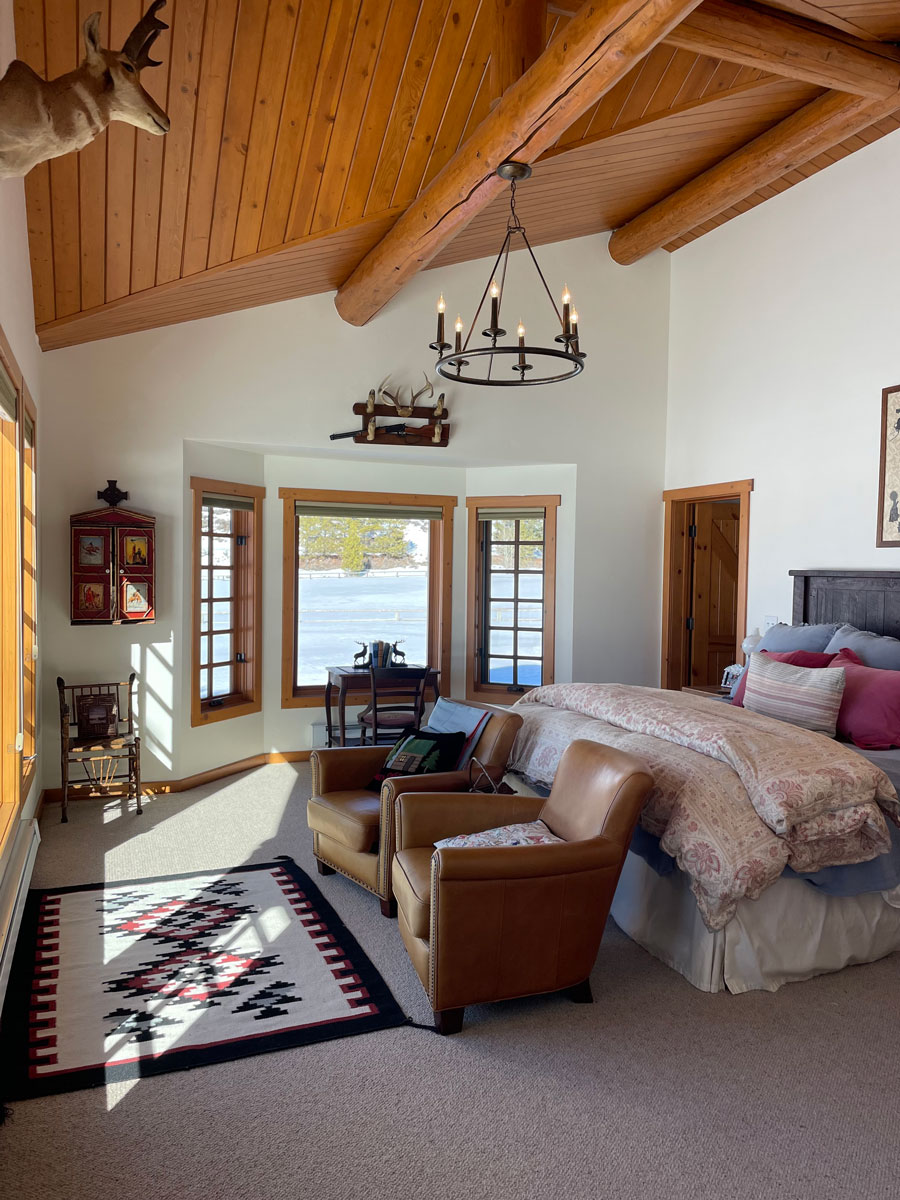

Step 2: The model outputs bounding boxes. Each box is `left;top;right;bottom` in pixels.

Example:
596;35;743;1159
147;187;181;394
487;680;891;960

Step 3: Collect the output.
607;88;900;264
334;0;706;326
550;0;900;95
666;1;900;97
491;1;546;101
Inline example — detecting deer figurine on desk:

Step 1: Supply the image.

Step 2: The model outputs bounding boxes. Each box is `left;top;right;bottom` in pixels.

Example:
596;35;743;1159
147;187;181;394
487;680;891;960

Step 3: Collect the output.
0;3;170;179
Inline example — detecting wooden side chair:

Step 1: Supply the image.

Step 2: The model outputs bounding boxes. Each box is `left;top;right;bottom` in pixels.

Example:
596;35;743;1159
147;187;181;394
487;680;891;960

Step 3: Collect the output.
57;673;142;823
358;665;430;745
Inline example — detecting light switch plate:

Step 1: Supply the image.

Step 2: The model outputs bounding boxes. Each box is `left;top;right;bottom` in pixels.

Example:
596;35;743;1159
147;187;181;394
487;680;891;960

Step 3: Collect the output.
764;615;779;630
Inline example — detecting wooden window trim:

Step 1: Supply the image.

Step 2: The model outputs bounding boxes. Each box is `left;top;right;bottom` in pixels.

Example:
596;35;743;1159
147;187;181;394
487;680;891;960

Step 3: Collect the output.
0;323;25;854
660;479;753;689
190;477;265;727
279;487;456;709
465;495;559;702
20;383;37;799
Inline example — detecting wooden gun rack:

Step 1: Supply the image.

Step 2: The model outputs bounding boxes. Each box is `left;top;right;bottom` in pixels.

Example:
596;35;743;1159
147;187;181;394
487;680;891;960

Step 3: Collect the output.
350;401;450;447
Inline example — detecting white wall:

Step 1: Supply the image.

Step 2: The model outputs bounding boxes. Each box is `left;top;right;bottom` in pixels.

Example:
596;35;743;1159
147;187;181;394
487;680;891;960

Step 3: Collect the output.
667;128;900;636
39;232;671;782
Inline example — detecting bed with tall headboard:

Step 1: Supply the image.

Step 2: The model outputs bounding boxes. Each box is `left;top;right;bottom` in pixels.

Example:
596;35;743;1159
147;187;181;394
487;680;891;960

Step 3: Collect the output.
790;568;900;634
506;570;900;994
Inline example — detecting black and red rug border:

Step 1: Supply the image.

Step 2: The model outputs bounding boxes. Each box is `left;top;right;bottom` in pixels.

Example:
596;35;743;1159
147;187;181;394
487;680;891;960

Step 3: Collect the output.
0;857;406;1101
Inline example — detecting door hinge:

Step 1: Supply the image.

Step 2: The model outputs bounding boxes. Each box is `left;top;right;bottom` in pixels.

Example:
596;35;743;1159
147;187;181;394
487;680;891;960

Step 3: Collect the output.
686;617;695;631
688;524;697;538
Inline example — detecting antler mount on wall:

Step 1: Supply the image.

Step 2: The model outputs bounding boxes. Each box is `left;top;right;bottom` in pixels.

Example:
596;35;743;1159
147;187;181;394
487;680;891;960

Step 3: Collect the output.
330;374;450;448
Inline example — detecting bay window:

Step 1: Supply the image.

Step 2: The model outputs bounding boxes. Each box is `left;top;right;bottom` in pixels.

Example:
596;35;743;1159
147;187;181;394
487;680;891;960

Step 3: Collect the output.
280;489;455;706
466;496;559;699
190;477;265;725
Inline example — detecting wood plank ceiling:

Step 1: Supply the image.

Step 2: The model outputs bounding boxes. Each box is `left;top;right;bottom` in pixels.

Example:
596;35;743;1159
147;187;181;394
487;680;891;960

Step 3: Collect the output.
13;0;900;349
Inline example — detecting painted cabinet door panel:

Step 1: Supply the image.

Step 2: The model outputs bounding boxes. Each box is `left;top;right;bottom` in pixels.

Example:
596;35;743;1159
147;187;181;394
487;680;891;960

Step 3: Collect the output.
71;526;113;621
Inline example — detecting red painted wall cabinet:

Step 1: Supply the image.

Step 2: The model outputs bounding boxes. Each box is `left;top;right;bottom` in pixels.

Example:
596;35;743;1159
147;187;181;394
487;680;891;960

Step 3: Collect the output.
70;506;156;625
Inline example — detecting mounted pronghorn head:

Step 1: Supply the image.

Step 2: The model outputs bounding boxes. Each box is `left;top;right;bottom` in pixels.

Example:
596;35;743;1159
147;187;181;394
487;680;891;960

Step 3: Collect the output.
0;2;171;180
84;2;171;135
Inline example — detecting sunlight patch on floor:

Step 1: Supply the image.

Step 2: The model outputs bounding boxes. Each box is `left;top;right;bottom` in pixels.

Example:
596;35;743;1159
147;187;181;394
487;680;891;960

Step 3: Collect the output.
105;1074;141;1111
101;766;299;881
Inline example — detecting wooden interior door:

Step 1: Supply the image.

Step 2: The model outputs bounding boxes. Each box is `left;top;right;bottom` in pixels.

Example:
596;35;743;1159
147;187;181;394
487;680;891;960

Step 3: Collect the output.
689;500;740;686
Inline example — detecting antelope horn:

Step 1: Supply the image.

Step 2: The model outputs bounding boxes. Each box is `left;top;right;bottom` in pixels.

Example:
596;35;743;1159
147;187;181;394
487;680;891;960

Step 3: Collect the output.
411;372;434;405
122;0;169;69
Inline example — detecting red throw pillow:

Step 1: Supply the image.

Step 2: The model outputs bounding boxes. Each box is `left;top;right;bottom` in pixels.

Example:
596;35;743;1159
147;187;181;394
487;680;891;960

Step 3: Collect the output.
827;648;900;749
731;649;837;707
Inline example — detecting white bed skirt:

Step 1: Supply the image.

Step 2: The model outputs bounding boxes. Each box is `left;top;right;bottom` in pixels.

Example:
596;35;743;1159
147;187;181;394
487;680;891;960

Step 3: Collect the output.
611;851;900;994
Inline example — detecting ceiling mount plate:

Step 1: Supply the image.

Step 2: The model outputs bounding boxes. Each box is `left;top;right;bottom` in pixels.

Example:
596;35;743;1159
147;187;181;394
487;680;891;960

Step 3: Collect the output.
496;160;532;182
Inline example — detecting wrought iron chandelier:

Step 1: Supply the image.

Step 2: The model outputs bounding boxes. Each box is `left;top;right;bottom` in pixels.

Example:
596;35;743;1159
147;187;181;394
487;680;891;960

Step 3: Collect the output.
428;162;585;387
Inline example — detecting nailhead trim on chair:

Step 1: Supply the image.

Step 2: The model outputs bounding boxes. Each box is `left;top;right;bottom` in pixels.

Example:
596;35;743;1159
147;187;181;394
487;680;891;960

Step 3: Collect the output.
311;830;380;896
376;782;394;901
428;852;439;1007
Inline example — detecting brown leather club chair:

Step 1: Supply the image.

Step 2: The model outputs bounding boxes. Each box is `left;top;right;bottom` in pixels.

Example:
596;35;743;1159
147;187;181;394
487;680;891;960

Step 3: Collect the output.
391;739;653;1033
307;700;523;917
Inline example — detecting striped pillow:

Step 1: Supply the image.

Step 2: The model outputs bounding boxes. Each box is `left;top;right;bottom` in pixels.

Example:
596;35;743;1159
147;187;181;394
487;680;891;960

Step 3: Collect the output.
743;652;846;736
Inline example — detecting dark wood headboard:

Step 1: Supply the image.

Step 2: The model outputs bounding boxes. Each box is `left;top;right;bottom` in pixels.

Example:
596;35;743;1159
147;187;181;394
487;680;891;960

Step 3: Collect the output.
790;570;900;637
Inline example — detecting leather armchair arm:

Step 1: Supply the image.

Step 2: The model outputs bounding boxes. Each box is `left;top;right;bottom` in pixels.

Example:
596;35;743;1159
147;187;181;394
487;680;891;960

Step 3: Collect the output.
434;836;621;882
311;745;390;794
394;790;545;852
380;769;470;805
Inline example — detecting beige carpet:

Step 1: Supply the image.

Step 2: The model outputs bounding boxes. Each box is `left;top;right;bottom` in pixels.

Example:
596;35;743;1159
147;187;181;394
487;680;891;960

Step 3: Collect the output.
1;763;898;1200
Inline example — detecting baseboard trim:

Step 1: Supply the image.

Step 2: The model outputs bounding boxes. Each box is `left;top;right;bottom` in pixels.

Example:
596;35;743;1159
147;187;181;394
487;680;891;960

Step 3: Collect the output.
38;750;311;809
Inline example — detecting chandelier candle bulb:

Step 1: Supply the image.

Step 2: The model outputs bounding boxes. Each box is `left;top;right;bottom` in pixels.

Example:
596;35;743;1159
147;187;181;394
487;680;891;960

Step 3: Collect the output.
517;321;526;367
490;279;500;331
571;309;579;353
436;295;446;346
562;287;571;337
454;315;463;356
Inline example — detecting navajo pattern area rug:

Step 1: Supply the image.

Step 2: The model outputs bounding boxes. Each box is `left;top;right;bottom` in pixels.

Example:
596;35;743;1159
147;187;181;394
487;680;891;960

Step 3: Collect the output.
0;858;405;1099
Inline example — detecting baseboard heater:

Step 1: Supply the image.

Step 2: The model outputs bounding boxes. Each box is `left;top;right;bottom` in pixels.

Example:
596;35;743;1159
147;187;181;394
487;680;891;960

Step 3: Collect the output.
0;818;40;1007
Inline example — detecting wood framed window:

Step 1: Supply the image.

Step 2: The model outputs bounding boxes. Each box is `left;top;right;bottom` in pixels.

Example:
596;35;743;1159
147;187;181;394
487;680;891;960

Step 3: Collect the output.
0;337;23;849
466;496;559;701
279;488;455;708
190;477;265;726
20;389;37;798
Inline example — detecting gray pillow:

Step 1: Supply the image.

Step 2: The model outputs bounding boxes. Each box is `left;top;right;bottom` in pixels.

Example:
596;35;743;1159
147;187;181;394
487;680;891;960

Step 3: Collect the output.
728;622;841;697
757;622;841;653
825;624;900;671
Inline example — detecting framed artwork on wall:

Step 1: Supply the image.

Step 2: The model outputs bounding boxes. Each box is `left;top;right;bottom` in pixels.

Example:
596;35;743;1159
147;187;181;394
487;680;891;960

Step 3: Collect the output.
877;383;900;547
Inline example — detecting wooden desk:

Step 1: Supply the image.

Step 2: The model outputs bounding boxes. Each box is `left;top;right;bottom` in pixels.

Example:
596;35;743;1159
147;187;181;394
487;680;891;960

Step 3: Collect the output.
324;666;440;747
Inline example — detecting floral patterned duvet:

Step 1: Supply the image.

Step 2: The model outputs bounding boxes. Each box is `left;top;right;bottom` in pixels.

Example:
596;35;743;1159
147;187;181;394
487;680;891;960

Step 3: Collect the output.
511;683;900;930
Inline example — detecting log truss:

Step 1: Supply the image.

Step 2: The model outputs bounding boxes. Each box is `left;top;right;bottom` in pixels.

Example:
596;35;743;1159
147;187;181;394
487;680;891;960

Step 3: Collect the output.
14;0;900;347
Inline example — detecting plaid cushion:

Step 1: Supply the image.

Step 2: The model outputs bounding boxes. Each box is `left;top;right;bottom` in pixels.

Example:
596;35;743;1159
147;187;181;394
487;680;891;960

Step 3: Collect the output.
743;652;846;737
369;730;466;789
